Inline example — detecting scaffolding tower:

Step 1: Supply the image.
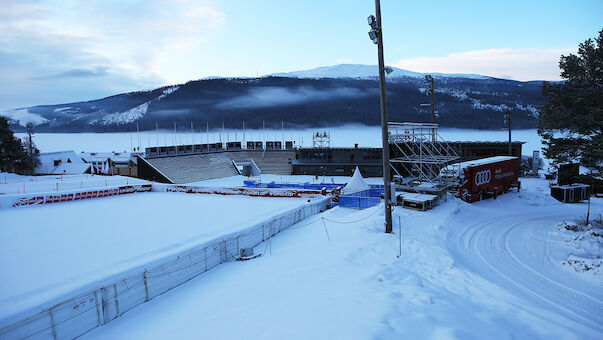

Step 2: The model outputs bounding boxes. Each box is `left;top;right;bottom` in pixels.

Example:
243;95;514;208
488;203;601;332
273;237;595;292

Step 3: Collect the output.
388;122;460;189
312;131;331;148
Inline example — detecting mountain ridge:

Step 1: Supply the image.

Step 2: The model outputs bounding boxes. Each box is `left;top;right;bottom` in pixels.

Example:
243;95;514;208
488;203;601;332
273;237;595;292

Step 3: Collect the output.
1;64;546;132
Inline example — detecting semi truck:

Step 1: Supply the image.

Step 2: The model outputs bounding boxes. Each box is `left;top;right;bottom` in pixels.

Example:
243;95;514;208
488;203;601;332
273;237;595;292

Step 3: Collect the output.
440;156;520;202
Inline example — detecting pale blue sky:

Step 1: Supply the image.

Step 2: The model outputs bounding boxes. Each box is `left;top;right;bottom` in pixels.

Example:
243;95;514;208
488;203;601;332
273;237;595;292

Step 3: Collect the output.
1;0;601;110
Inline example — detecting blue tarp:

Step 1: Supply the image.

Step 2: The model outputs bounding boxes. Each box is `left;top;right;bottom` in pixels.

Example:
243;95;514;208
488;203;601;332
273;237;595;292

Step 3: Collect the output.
339;196;381;209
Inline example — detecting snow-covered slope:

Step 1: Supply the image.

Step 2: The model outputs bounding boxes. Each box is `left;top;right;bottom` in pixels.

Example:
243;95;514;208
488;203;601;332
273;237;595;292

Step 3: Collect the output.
268;64;489;80
1;67;541;132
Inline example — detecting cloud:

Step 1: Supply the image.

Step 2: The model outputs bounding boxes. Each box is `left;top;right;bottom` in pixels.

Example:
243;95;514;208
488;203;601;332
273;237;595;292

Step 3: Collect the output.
30;67;109;81
392;48;574;81
0;0;225;109
0;109;48;127
217;87;367;109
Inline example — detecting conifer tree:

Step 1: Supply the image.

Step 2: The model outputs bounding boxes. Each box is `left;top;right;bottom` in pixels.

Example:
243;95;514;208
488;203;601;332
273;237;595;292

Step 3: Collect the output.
0;117;39;174
538;29;603;173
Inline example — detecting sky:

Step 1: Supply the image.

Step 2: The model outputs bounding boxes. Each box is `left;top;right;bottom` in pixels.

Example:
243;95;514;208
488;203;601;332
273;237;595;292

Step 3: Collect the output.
1;0;601;110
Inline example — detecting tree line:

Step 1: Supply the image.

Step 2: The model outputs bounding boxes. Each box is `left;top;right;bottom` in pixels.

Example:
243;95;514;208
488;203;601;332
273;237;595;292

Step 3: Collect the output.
0;117;39;174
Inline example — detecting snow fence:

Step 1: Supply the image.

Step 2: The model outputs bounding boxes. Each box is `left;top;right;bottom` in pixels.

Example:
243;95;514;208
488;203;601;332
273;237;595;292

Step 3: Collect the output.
0;184;152;209
0;196;329;340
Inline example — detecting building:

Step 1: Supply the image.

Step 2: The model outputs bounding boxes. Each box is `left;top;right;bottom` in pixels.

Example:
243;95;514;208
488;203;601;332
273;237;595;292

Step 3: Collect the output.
36;151;90;175
80;152;138;176
136;140;525;183
292;147;382;177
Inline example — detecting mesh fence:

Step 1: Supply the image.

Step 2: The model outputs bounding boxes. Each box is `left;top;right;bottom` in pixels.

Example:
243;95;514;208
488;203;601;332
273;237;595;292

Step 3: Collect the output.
0;198;329;340
338;189;382;209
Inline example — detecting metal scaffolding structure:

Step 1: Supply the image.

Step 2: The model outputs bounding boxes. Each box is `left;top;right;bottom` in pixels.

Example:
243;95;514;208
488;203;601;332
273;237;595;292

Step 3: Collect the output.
388;122;460;189
312;131;331;148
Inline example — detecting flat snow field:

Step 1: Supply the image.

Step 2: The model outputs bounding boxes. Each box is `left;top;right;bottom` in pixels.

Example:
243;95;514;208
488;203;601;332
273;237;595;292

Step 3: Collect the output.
0;192;311;320
82;178;602;340
15;127;542;157
0;173;149;195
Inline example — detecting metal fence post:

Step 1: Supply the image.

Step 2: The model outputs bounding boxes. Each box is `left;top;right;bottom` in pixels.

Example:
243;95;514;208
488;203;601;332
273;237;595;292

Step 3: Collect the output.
113;284;120;317
204;247;208;272
94;289;105;326
49;308;57;340
144;270;150;302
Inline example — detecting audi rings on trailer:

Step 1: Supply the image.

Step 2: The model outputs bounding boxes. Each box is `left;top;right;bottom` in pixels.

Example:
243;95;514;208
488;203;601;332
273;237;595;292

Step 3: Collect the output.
474;170;491;186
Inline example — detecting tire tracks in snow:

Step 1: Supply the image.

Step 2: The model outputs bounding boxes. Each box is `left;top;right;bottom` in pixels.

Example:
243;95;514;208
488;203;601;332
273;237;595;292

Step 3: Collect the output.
447;211;603;337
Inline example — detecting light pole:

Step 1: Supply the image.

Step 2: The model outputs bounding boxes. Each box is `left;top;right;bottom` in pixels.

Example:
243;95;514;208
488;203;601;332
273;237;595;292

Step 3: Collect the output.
368;0;393;234
425;75;435;124
504;110;512;156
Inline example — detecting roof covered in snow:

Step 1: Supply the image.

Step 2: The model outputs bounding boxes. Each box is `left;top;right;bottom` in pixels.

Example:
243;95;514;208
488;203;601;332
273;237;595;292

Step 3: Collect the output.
451;156;517;170
36;151;90;174
80;152;135;164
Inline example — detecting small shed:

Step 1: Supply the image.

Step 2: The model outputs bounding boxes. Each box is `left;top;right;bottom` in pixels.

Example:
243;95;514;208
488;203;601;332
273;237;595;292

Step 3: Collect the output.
550;184;590;203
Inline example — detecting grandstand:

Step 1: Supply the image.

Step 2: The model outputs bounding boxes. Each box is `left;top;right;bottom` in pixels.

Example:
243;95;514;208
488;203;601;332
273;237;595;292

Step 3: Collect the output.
138;149;294;184
137;138;524;184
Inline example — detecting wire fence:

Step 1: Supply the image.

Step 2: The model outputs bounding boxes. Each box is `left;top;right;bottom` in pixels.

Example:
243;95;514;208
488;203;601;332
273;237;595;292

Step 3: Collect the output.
0;198;329;340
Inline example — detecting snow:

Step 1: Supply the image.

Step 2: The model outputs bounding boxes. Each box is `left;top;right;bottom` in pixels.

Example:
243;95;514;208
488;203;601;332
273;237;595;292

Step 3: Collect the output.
14;127;543;158
0;192;311;321
157;86;179;101
99;102;149;125
268;64;489;80
552;221;602;282
342;167;370;195
79;177;603;339
0;108;48;127
0;173;148;195
36;150;90;175
399;192;437;202
450;155;517;169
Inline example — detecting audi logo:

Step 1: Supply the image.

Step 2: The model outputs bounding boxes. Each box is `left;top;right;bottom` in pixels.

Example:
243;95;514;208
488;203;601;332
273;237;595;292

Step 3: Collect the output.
474;170;491;186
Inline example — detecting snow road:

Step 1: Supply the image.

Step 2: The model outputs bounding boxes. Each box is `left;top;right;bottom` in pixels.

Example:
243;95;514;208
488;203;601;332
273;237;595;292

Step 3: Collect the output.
448;211;603;338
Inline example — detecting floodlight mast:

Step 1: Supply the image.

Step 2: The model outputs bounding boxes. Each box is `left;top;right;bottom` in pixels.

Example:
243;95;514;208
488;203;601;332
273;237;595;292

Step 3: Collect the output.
368;0;393;234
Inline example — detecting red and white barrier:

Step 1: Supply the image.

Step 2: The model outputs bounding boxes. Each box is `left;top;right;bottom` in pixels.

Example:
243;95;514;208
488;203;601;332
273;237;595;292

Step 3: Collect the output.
0;184;152;209
160;184;324;198
0;183;325;210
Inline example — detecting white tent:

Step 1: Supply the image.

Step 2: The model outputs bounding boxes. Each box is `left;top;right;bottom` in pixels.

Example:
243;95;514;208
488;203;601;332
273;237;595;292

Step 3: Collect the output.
342;167;371;195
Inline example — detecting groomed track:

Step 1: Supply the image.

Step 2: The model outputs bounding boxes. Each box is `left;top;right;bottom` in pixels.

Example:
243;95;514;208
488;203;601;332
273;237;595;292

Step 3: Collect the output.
447;211;603;338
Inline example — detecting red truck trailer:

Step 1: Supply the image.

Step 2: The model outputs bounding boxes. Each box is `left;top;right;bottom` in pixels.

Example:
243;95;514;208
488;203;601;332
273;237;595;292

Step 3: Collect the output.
441;156;520;202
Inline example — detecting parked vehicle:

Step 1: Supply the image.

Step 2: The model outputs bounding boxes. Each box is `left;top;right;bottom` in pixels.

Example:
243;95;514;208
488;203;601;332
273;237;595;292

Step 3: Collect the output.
441;156;520;202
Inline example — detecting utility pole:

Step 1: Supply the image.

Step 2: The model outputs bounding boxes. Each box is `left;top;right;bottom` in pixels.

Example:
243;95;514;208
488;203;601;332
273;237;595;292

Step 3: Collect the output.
425;75;435;124
368;0;393;233
504;110;512;156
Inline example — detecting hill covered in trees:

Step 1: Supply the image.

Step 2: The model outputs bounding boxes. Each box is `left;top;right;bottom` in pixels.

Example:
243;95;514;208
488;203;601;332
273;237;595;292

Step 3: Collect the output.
2;73;546;132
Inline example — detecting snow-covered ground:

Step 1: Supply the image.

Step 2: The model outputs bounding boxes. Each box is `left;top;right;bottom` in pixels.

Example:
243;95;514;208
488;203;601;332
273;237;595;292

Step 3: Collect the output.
15;127;542;158
0;192;312;321
552;220;602;282
0;173;148;195
78;177;602;340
